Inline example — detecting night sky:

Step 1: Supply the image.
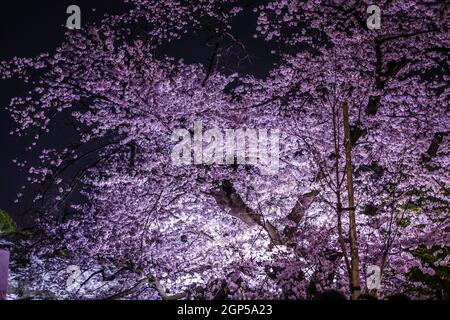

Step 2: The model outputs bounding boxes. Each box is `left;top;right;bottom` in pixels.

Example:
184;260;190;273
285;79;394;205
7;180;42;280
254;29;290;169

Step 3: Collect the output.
0;0;276;226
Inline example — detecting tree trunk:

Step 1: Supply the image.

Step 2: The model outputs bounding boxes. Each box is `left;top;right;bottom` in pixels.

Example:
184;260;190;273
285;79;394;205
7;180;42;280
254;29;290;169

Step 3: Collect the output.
342;102;361;300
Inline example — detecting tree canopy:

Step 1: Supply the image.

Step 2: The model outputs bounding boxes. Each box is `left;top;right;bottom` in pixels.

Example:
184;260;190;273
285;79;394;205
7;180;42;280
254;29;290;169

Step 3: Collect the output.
1;0;448;300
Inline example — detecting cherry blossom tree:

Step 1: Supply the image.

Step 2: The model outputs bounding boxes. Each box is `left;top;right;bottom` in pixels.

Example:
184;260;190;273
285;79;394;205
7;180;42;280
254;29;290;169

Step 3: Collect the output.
1;0;448;299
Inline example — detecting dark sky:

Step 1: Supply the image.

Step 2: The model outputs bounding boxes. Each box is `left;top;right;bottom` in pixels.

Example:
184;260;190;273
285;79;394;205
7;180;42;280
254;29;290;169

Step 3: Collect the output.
0;1;132;225
0;1;275;226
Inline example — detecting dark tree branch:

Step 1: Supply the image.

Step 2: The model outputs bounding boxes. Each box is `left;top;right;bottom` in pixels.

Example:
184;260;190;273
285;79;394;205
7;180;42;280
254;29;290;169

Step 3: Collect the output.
211;180;318;245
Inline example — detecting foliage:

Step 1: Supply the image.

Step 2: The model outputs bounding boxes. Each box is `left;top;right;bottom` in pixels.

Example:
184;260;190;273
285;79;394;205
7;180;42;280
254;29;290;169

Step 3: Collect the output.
0;209;16;236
